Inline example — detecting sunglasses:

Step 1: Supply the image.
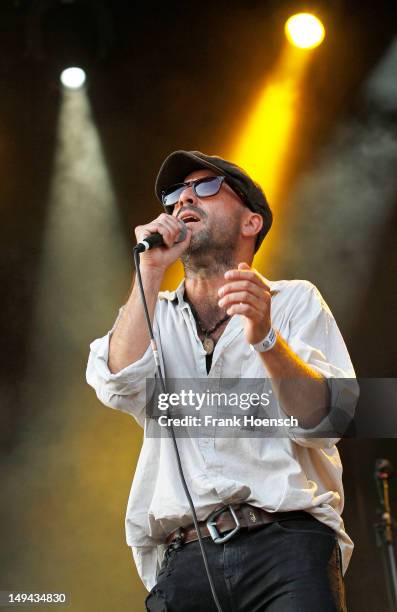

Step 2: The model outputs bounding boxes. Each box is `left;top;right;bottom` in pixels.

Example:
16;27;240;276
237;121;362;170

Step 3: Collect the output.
161;175;226;214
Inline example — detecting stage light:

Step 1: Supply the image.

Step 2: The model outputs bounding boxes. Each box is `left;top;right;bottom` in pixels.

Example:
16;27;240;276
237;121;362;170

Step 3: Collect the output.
60;67;86;90
285;13;325;49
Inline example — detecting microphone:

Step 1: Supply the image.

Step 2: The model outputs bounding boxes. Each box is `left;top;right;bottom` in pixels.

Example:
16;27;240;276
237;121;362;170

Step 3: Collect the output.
134;220;187;253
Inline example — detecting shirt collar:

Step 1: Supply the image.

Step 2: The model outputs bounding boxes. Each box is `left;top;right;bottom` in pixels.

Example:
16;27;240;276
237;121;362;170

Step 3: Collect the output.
158;279;189;309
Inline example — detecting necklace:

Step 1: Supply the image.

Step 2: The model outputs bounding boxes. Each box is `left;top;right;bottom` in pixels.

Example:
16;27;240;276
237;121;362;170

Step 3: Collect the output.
188;301;230;355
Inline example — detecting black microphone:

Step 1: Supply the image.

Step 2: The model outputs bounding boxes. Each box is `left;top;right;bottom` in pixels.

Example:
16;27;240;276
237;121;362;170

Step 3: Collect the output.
134;220;187;253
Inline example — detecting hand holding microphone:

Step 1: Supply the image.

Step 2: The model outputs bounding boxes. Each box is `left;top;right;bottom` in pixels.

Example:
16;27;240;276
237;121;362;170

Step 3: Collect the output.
135;217;188;253
134;213;191;270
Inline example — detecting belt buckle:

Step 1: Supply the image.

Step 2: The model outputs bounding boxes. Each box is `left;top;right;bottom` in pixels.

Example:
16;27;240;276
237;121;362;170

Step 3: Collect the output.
206;505;241;544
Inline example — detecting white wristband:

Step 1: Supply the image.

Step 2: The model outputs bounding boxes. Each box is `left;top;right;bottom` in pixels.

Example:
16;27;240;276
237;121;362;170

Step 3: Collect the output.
251;327;277;352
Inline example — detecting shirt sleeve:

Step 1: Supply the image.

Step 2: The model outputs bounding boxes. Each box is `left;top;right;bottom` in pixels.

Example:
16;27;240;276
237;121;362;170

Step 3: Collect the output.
130;545;161;592
282;281;359;449
86;304;159;428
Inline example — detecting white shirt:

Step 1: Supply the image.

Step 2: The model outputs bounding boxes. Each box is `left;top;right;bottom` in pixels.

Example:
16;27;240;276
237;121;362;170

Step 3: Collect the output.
86;277;358;591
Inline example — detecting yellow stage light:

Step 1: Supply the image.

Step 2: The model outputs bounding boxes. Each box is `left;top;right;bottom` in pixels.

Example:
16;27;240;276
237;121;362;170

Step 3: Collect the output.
285;13;325;49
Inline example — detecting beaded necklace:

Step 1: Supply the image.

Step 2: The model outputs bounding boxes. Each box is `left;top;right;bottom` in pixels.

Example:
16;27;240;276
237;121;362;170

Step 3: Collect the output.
188;301;230;355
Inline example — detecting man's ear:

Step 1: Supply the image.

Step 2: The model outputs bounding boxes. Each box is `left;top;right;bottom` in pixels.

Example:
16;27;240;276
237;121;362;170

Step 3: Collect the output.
241;211;263;240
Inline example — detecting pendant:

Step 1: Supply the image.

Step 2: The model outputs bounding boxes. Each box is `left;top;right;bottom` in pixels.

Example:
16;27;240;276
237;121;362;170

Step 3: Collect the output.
203;336;215;355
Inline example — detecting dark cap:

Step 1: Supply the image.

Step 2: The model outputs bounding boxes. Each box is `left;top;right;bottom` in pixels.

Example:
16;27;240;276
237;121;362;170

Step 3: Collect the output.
155;150;272;252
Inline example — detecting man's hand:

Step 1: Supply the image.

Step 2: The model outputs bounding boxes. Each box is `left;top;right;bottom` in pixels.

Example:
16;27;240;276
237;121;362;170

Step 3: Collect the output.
218;262;271;345
135;213;191;272
218;262;331;429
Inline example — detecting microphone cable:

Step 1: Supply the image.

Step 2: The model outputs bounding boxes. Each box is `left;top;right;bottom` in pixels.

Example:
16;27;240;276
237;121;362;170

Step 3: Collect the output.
132;246;223;612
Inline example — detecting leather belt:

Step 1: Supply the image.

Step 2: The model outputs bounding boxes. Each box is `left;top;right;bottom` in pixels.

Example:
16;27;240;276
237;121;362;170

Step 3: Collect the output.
165;504;314;547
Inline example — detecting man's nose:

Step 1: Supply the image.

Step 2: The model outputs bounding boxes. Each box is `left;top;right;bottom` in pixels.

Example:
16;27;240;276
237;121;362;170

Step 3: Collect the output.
174;185;196;214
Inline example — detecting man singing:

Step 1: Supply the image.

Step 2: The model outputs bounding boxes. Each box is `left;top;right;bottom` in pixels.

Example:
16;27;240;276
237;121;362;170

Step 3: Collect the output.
86;150;357;611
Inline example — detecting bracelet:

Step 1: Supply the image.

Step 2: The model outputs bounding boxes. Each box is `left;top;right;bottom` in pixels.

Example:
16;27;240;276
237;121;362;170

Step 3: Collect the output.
251;327;277;352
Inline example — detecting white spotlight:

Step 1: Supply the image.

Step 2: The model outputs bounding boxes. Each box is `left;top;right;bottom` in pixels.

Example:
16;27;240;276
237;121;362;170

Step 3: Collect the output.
60;67;86;90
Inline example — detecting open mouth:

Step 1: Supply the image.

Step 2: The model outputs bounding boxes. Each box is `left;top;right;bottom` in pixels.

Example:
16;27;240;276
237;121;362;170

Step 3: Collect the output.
180;212;201;224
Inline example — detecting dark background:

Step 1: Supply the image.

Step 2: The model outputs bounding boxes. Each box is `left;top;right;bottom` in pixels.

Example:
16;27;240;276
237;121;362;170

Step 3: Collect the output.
1;1;397;610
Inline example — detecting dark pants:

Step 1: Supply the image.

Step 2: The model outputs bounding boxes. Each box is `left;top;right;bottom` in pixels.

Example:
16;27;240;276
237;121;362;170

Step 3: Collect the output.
145;515;347;611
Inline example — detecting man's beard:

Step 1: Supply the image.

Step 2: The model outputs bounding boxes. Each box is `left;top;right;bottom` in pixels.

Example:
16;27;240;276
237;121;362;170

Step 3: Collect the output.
181;214;242;276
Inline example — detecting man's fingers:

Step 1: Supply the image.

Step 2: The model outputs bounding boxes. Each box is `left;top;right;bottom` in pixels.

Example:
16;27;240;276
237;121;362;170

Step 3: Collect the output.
218;290;266;312
225;303;257;317
218;280;268;300
135;214;184;247
135;222;172;246
223;267;270;292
